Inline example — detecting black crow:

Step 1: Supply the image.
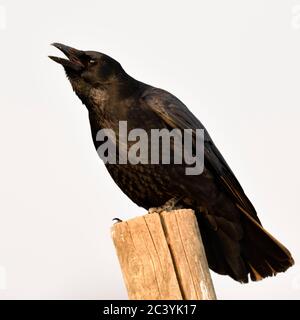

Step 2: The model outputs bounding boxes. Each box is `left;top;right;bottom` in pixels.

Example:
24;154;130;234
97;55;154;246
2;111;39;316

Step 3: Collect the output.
50;43;294;282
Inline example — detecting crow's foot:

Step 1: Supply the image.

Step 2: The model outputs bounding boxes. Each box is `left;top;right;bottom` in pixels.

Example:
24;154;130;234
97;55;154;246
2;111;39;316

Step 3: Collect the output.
148;197;183;214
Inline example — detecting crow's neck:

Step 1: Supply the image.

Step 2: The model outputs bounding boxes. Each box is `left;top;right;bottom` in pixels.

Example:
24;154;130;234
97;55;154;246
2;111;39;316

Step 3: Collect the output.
87;76;145;122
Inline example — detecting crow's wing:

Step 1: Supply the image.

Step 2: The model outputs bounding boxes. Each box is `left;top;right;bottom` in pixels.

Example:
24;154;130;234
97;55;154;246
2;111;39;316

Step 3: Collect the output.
141;87;260;223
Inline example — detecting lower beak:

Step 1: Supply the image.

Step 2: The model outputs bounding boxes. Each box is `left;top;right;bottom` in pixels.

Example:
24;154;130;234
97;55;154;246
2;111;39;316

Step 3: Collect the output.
49;43;85;72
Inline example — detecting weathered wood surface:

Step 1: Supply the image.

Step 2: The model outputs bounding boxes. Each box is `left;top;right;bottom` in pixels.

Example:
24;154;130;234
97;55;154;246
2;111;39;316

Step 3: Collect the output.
111;209;216;300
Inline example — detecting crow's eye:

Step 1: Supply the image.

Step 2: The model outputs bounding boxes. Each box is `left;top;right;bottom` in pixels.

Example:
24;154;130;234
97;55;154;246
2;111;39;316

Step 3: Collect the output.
89;59;96;65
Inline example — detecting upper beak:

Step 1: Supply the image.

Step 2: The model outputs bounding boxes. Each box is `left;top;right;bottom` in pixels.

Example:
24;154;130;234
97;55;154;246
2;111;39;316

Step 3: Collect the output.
49;43;85;71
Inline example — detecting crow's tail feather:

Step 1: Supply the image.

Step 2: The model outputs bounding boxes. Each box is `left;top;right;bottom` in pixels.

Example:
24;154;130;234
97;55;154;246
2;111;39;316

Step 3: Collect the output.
238;205;294;281
197;206;294;283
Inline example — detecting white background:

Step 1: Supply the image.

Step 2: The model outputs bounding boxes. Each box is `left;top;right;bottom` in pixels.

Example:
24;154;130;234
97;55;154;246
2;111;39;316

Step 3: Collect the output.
0;0;300;299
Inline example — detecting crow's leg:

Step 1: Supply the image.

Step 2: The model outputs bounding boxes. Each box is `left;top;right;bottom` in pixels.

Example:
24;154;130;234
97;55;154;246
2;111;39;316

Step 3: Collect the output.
148;197;183;214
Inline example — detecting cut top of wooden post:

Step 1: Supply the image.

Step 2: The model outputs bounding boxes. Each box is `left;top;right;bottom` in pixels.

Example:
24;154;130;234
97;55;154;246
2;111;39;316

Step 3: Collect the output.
111;209;216;300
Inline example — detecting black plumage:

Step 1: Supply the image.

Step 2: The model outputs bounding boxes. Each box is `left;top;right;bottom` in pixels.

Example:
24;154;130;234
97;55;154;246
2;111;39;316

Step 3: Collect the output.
50;43;294;282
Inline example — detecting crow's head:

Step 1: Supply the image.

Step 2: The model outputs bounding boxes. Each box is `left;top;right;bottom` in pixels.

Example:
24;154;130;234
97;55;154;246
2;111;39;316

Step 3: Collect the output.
49;43;125;97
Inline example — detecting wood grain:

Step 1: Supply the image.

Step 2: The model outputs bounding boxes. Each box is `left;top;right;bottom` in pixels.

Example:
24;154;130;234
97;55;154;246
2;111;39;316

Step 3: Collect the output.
111;209;216;300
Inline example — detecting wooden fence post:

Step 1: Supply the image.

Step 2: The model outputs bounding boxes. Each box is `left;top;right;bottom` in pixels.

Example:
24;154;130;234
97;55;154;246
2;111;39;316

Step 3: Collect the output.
111;209;216;300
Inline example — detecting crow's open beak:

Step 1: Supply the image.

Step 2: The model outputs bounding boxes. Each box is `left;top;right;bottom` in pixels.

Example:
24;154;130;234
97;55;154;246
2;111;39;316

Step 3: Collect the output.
49;43;85;72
